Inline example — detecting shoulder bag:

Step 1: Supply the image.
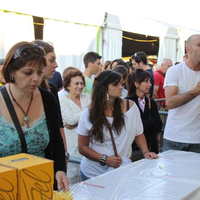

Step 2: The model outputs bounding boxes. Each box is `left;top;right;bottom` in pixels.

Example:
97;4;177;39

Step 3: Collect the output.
105;99;132;171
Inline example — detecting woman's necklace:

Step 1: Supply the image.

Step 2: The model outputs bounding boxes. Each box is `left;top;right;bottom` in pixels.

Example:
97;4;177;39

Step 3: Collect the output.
9;84;33;128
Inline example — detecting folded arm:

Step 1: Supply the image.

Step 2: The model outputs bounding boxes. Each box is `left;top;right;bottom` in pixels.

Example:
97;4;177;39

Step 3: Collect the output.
165;82;200;109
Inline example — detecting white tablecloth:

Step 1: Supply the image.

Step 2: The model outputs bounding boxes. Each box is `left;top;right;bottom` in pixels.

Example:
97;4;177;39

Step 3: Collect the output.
70;150;200;200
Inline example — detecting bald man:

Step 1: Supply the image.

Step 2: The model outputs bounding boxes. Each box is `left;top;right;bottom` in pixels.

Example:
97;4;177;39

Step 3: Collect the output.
153;58;173;100
162;34;200;153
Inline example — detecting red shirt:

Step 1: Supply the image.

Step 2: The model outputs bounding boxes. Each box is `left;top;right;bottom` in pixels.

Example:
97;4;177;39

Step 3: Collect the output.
154;69;165;99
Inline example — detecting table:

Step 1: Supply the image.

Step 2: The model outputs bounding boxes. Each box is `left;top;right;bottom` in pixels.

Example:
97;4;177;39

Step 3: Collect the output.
70;150;200;200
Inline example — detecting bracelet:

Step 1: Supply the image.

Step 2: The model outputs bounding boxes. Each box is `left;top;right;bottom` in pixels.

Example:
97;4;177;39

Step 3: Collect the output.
100;154;107;166
65;152;70;160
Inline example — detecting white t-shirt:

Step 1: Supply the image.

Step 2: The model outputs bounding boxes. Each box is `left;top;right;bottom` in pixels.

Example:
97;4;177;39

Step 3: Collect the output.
163;62;200;143
76;103;143;178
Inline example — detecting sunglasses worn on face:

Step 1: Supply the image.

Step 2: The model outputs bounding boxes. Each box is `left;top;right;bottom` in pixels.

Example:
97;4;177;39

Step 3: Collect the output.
13;45;46;60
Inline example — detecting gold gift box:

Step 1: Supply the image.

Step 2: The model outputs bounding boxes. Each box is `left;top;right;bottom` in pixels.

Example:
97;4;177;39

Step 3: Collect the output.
0;153;54;200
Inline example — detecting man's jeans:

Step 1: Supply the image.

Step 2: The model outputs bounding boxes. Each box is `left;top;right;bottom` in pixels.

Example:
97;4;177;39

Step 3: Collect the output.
162;138;200;153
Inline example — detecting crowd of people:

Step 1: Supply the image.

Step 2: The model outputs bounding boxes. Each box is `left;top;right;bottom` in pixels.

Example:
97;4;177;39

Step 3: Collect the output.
0;34;200;191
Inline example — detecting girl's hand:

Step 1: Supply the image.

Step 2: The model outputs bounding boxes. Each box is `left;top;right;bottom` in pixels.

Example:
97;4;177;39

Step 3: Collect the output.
56;171;69;193
143;152;158;159
106;155;122;168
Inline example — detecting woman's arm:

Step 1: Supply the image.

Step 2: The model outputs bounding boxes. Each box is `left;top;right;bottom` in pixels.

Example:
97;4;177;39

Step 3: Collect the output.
151;99;163;133
64;123;78;130
39;88;68;191
59;127;67;153
142;100;162;133
78;135;122;168
78;135;102;161
135;134;157;159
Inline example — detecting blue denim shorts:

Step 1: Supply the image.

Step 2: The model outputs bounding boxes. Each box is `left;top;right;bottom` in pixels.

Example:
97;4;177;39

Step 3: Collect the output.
162;138;200;153
80;170;90;181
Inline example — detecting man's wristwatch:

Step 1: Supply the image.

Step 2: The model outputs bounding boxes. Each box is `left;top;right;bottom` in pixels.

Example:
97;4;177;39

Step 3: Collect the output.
100;154;107;166
65;152;70;160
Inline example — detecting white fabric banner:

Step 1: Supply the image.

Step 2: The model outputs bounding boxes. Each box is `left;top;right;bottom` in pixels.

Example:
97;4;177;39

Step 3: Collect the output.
43;19;102;74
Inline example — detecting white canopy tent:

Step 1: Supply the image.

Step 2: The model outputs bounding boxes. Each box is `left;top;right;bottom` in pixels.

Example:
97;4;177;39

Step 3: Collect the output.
1;0;200;72
104;12;180;65
0;10;34;59
43;19;103;72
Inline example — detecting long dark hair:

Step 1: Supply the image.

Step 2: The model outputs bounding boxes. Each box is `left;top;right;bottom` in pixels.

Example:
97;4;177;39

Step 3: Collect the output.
89;70;125;143
127;69;151;97
33;40;54;91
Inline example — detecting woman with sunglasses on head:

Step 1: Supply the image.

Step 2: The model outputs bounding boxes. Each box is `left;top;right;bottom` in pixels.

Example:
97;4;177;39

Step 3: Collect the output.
0;41;69;192
33;40;68;163
131;52;154;98
126;69;162;160
59;68;90;186
77;70;157;181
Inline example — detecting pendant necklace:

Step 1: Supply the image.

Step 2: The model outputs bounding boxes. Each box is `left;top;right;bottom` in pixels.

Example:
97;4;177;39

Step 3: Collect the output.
9;84;33;128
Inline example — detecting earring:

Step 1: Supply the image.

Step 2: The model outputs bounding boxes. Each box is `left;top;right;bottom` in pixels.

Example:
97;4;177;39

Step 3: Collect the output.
106;93;109;101
9;76;14;83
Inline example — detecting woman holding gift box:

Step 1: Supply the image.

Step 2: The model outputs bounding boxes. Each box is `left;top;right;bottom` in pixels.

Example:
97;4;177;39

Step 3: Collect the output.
0;41;69;192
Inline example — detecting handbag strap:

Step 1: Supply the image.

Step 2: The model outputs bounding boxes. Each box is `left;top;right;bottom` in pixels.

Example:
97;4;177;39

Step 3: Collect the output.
1;86;28;153
155;70;165;77
106;122;118;157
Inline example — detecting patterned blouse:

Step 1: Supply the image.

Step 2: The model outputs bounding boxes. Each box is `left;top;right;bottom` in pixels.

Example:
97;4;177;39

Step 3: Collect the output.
59;93;90;186
0;112;49;158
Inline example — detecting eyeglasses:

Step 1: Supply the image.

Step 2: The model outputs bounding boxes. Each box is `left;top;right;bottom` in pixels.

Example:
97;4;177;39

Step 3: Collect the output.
13;45;46;60
72;82;84;86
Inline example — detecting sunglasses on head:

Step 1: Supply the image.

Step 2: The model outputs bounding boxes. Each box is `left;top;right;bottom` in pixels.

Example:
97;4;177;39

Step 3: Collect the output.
13;45;46;60
134;53;141;63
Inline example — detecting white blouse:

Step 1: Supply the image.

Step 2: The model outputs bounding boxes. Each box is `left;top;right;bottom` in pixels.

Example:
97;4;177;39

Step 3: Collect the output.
59;93;90;126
